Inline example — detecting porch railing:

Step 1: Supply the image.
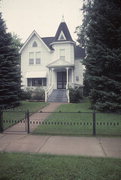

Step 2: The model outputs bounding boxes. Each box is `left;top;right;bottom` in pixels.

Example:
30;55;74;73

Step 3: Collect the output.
45;84;54;102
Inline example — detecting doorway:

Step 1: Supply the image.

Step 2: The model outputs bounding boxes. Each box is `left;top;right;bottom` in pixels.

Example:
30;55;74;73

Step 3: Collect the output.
57;72;66;89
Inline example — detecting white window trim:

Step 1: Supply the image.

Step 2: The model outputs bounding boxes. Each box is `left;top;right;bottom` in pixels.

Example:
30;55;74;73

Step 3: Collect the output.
60;49;65;60
29;51;41;65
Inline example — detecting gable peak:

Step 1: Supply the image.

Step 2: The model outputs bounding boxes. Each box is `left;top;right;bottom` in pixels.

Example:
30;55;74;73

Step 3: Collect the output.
61;15;65;22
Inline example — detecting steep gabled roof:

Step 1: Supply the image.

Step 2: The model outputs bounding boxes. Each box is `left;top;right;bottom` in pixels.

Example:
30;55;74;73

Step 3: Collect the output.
19;30;52;53
19;22;85;59
52;22;74;43
42;37;54;50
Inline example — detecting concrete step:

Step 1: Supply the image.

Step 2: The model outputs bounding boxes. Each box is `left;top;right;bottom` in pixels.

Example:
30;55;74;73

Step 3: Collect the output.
48;89;68;103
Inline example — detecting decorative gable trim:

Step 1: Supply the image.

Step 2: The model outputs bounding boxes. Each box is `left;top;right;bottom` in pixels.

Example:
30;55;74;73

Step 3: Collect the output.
47;58;74;68
19;30;51;53
58;31;66;41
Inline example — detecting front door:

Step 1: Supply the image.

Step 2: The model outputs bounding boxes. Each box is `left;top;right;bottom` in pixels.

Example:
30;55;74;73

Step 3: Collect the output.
57;72;66;89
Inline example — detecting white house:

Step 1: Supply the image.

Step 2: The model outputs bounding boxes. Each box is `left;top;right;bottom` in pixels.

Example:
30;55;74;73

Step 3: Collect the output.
20;19;85;102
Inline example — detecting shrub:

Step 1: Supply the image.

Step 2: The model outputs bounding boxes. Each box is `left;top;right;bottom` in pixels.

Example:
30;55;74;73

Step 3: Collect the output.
20;89;32;100
20;88;45;101
31;88;45;101
69;86;83;103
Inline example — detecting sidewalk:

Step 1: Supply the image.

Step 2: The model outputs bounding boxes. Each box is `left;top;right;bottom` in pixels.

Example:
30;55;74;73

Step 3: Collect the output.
0;133;121;158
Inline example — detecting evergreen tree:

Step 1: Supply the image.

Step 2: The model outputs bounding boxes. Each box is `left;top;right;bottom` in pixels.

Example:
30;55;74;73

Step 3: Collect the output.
11;32;23;51
0;13;21;109
77;0;121;112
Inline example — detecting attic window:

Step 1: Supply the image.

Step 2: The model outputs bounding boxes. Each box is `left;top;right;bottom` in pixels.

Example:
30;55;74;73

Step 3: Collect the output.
32;41;38;47
58;31;66;41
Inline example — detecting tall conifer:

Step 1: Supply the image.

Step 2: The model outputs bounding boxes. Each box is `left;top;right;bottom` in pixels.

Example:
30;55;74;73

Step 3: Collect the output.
0;13;21;109
77;0;121;111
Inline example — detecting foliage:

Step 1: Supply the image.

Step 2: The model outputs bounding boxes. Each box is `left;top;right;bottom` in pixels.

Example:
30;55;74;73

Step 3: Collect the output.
69;86;83;103
31;87;45;101
77;0;121;112
83;70;91;96
20;88;45;101
20;89;32;100
11;32;23;51
0;13;21;109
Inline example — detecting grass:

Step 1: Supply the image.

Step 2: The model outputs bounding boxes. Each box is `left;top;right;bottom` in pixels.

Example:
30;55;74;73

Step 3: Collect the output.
33;100;121;136
0;152;121;180
3;101;48;129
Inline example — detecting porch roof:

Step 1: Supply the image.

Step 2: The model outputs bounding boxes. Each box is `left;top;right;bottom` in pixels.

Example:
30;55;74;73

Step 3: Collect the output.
26;71;47;78
47;59;74;68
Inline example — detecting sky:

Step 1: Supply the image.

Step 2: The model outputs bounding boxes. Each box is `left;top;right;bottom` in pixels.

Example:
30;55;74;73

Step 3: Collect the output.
0;0;83;43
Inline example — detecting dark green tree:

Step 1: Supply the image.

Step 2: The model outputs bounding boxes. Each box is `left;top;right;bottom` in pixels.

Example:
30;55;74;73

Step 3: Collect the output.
0;13;21;109
77;0;121;111
11;32;23;51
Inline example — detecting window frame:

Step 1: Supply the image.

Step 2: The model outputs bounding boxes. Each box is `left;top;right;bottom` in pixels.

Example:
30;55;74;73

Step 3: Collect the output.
27;78;47;87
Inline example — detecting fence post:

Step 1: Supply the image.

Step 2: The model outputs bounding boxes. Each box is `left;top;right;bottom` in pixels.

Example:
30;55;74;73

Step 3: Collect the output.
0;111;3;133
26;110;30;134
93;111;96;136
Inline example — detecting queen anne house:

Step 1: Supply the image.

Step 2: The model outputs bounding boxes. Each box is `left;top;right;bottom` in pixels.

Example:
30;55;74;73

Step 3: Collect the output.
20;19;85;102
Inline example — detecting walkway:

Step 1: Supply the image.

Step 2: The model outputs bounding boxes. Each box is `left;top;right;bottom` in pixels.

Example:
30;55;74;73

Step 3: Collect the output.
0;134;121;158
4;103;62;133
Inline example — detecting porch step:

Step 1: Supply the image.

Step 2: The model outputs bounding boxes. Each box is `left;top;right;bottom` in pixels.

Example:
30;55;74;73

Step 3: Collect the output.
48;89;68;103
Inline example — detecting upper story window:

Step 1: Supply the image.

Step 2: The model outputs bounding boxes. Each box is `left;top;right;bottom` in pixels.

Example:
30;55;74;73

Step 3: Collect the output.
35;52;41;64
60;49;65;60
32;41;38;47
29;52;34;65
29;51;41;65
58;31;66;41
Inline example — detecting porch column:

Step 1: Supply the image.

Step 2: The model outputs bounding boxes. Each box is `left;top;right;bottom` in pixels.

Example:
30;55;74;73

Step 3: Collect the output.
49;68;51;86
66;67;69;89
72;68;74;83
52;68;54;85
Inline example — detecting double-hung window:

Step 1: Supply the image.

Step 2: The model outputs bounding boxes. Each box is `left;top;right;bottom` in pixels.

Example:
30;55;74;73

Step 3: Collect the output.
29;52;41;65
60;49;65;60
29;52;34;65
36;52;41;64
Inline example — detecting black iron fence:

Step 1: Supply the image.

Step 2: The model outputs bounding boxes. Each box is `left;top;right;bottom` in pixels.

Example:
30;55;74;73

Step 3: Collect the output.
0;110;121;136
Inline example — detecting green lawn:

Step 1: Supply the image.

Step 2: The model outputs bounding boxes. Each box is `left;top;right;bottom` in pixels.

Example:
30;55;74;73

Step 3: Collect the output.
33;100;121;136
0;152;121;180
3;101;48;130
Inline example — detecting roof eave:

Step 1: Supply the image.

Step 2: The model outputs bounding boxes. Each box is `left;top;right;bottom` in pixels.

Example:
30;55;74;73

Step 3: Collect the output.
50;41;75;46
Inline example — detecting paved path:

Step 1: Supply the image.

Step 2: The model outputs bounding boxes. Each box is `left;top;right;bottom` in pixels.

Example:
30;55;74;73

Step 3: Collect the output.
0;133;121;158
4;103;62;133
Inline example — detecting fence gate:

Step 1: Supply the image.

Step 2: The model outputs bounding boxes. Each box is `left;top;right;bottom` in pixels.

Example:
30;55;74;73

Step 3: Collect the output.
0;110;29;134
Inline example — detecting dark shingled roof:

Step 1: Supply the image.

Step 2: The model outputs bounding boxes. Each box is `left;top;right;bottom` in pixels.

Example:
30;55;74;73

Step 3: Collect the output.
42;37;85;59
52;22;74;42
41;23;85;59
75;46;85;59
42;37;54;50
